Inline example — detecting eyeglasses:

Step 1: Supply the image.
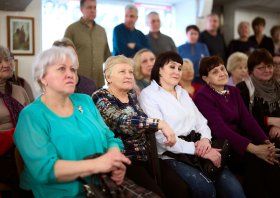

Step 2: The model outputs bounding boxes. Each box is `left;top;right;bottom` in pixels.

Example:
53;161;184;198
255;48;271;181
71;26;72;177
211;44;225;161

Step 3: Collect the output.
256;64;274;71
274;62;280;67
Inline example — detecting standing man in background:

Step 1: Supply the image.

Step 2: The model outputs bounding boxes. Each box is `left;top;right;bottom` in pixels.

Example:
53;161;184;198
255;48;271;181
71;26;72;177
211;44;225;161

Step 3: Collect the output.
146;12;178;57
199;13;227;63
64;0;111;88
112;4;152;58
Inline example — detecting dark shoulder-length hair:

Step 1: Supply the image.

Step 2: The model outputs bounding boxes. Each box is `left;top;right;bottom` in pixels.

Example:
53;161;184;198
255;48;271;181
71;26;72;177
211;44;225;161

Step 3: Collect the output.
150;51;183;85
247;48;273;74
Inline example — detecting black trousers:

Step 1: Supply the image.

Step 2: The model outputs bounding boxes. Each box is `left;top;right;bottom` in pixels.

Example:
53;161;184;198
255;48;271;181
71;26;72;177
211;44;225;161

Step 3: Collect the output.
125;159;191;198
228;141;280;198
0;147;20;198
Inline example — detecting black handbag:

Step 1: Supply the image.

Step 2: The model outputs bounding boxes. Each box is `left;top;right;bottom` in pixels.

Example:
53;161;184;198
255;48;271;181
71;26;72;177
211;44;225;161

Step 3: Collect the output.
76;154;160;198
162;130;230;181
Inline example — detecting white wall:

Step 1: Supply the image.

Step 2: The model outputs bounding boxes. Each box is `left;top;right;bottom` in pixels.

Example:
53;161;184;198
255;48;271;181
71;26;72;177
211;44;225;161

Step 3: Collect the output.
234;8;280;40
174;0;197;46
0;0;42;99
223;3;280;46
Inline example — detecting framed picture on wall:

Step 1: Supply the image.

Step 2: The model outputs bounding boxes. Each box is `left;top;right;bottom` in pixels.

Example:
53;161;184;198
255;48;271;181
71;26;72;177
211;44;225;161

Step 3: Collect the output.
7;16;35;55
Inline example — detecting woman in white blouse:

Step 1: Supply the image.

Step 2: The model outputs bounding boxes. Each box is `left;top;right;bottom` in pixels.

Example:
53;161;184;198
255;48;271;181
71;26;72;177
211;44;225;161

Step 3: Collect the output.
138;51;245;198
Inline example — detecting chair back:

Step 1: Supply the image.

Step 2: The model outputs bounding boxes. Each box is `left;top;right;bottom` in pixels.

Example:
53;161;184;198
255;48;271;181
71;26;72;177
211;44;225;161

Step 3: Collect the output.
0;147;23;192
0;183;11;191
144;129;162;188
14;147;24;179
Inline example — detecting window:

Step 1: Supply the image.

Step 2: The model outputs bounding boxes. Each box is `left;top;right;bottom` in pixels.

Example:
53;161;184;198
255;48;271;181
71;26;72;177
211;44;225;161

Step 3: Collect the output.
41;0;175;51
42;0;82;50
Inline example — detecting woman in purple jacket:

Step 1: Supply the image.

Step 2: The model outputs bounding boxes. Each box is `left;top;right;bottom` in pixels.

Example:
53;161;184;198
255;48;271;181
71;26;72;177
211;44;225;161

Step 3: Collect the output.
194;56;280;198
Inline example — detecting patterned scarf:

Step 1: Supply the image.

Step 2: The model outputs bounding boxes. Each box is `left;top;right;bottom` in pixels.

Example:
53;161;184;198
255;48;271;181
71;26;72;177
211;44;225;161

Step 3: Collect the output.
210;85;230;96
0;81;24;127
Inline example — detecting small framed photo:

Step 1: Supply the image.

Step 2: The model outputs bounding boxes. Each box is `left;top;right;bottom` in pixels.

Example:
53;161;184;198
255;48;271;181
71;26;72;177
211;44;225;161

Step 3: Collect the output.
7;16;35;56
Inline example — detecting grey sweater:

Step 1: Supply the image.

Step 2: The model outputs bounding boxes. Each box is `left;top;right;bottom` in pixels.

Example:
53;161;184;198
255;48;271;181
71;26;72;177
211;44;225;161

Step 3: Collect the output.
146;32;178;57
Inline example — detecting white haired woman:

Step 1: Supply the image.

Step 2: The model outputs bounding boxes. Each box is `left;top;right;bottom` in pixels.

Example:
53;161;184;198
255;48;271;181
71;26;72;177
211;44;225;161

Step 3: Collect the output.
52;37;98;96
0;45;29;198
92;55;192;198
179;59;202;100
14;47;131;198
228;21;258;56
227;52;248;86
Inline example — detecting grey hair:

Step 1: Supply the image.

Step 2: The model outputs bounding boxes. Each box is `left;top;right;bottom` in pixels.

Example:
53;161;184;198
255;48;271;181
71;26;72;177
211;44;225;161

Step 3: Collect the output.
148;11;159;18
32;46;77;93
183;58;194;68
238;21;250;35
125;4;138;15
0;45;10;60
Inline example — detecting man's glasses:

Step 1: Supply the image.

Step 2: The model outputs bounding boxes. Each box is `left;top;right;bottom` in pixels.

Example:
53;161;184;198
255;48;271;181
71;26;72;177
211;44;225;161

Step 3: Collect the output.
274;62;280;67
256;64;274;71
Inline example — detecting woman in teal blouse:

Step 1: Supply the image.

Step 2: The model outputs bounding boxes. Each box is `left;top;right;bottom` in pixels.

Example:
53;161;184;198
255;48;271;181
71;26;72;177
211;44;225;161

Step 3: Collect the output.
13;47;130;198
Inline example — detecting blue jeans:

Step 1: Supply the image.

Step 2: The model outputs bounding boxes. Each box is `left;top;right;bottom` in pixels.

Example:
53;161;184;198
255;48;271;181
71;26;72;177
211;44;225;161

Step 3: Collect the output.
164;159;245;198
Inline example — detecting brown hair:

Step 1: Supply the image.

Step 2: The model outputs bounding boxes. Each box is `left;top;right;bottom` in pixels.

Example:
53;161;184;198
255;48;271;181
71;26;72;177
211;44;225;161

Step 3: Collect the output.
186;25;200;34
53;37;76;52
252;17;266;28
247;48;273;74
270;25;280;38
199;56;224;77
207;13;219;19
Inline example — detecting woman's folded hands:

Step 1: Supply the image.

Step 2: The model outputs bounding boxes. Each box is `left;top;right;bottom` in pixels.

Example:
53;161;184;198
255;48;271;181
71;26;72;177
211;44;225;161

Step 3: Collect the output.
95;148;131;185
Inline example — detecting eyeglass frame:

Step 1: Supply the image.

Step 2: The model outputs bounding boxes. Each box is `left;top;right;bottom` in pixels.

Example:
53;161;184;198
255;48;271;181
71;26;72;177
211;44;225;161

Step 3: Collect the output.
256;64;274;71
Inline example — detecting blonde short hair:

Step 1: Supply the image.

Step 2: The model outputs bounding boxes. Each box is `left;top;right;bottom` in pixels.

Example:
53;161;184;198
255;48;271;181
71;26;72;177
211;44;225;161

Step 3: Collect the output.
104;55;134;83
227;52;248;73
32;47;77;93
238;21;250;35
133;49;155;80
183;58;194;69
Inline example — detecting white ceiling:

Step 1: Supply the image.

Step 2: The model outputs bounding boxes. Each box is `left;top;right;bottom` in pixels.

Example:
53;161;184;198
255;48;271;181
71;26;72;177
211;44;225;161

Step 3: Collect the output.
213;0;280;12
112;0;186;6
126;0;280;11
